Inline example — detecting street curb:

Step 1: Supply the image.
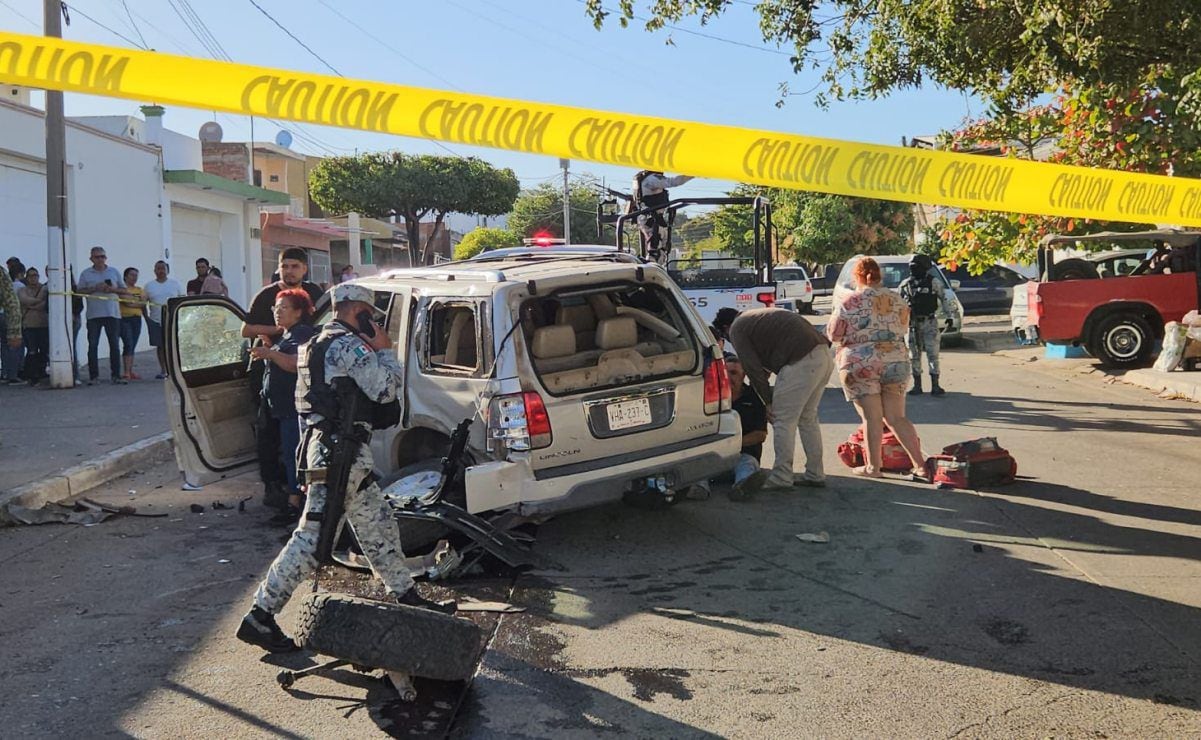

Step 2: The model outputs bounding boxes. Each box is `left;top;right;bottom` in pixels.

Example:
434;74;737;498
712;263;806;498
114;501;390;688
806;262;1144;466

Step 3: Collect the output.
1121;369;1201;403
958;332;1020;353
0;432;175;526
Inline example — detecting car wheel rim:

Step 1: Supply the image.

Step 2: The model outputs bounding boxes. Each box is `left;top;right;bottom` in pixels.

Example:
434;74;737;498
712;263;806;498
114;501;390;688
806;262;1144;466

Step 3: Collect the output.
1105;326;1142;359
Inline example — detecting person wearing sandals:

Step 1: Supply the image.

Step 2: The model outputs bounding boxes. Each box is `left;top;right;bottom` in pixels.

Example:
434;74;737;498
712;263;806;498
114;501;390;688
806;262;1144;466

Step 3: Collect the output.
118;267;147;380
826;257;927;479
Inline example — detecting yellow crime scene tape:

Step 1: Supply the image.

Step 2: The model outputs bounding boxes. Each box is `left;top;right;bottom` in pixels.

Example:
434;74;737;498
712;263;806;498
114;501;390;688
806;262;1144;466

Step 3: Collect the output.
3;31;1201;226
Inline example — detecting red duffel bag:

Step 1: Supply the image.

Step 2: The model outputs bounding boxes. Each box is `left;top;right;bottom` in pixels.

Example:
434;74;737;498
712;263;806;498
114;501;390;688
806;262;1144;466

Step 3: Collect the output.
836;424;914;473
925;437;1017;490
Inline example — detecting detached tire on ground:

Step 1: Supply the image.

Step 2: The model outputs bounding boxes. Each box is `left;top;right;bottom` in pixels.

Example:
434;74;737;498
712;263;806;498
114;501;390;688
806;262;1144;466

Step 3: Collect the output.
1089;311;1154;367
293;593;481;681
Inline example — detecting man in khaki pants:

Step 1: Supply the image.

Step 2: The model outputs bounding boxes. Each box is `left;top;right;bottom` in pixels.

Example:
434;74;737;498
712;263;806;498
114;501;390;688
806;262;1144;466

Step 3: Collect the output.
715;307;834;490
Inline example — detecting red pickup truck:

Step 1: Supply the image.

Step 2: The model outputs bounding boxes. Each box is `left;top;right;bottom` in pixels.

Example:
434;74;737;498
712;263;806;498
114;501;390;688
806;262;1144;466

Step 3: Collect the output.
1027;230;1201;367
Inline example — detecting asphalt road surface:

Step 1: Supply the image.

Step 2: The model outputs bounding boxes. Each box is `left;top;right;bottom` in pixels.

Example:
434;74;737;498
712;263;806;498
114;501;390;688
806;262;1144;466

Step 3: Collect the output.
1;348;1198;737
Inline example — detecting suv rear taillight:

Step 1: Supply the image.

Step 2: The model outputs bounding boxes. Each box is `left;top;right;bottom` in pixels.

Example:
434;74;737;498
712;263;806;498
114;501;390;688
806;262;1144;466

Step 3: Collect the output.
756;291;775;307
703;355;732;415
489;391;553;451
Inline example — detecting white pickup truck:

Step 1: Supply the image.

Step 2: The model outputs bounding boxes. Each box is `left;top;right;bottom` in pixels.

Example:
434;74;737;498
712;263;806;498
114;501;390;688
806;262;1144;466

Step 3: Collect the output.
772;265;815;314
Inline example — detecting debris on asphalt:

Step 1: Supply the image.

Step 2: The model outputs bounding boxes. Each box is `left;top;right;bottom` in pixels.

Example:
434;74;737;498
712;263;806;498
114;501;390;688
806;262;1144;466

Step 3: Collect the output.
796;531;830;544
218;559;231;564
237;496;252;512
189;504;205;514
456;600;526;614
972;543;984;553
211;501;233;510
3;498;168;526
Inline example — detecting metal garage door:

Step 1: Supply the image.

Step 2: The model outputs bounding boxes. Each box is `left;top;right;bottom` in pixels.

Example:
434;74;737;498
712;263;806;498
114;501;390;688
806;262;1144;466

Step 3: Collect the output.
171;207;222;272
0;162;46;267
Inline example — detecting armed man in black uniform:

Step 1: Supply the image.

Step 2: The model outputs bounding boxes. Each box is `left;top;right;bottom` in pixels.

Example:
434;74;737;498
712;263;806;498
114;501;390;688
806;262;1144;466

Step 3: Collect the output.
236;284;454;654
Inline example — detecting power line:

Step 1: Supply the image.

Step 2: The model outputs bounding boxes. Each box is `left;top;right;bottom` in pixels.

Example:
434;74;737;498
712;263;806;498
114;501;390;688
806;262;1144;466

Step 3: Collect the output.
120;0;148;49
163;0;352;155
246;0;342;76
0;0;39;28
64;3;146;48
579;0;792;57
314;0;460;90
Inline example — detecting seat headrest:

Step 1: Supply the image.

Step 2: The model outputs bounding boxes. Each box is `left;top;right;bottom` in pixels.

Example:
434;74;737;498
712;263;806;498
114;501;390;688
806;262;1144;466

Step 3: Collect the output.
532;325;575;359
587;293;618;320
596;317;638;350
556;304;597;332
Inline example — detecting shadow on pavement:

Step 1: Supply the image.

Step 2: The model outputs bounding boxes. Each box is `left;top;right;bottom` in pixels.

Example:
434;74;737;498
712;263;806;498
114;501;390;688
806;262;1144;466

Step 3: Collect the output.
468;474;1200;734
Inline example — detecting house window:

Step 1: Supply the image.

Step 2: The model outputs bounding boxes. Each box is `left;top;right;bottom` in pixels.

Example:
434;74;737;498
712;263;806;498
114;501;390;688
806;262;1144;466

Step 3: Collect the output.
425;303;479;373
269;174;279;183
307;250;331;286
253;169;262;186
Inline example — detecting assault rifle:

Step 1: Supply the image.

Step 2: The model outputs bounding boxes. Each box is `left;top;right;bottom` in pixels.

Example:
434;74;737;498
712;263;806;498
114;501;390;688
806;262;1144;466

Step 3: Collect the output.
314;378;364;565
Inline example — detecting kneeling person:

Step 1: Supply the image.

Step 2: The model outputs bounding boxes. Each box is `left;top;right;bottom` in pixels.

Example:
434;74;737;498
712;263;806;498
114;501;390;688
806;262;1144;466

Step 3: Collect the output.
237;284;454;654
691;354;770;501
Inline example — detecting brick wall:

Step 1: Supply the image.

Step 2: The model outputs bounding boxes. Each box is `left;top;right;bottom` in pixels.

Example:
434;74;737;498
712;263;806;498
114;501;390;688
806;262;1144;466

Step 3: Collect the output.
201;142;249;182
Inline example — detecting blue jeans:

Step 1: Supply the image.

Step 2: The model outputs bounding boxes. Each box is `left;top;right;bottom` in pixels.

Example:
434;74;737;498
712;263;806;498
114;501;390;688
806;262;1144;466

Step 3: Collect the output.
0;314;24;381
694;453;761;495
733;453;759;485
86;317;121;380
277;414;302;495
119;316;142;357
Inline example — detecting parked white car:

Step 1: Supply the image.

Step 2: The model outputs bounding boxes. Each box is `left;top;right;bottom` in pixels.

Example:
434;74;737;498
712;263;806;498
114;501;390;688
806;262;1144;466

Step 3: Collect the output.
833;255;964;345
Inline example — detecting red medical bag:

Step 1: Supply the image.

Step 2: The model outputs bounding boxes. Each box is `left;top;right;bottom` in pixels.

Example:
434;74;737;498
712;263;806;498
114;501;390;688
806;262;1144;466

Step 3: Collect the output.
836;425;914;473
925;437;1017;489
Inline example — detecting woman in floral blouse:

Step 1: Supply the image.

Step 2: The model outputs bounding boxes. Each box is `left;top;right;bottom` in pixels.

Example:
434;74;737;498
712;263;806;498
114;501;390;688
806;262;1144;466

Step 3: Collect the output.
826;257;927;478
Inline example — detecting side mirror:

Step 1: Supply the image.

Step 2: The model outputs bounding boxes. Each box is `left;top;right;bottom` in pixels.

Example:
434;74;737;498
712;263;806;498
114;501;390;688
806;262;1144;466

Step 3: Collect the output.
949;280;962;290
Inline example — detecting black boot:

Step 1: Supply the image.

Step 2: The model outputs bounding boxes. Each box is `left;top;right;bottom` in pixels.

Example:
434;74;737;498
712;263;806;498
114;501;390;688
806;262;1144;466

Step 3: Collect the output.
262;481;288;510
236;606;299;653
930;374;945;396
907;374;923;396
396;587;457;614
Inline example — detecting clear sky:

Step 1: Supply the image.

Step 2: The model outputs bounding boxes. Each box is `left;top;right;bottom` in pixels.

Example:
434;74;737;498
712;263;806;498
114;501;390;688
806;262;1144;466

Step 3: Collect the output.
1;0;983;199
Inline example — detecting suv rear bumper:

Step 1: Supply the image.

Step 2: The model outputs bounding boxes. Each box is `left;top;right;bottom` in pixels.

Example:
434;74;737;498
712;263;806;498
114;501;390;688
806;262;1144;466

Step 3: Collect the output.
464;425;742;518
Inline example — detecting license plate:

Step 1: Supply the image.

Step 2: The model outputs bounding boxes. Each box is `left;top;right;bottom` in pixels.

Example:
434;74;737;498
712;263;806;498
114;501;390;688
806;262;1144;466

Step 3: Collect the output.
606;398;653;431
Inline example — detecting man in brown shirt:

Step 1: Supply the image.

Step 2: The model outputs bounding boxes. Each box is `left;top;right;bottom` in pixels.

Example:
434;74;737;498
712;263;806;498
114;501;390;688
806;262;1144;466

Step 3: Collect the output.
715;307;834;490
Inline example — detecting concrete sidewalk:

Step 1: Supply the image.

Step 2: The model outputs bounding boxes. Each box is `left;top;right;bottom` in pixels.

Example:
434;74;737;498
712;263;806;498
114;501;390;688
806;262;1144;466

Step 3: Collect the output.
0;350;171;497
1123;368;1201;403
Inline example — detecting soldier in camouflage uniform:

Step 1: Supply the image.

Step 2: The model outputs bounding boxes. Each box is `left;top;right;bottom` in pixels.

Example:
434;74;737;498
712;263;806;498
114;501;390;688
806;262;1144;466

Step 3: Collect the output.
899;254;951;396
236;284;454;654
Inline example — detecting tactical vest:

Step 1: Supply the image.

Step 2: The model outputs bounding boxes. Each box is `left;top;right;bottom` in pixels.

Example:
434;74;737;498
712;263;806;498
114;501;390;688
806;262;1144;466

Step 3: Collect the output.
294;321;377;425
633;170;669;210
905;277;940;318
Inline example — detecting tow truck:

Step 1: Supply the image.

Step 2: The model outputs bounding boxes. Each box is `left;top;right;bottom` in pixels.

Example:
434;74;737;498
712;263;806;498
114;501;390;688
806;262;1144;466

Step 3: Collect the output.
599;195;779;326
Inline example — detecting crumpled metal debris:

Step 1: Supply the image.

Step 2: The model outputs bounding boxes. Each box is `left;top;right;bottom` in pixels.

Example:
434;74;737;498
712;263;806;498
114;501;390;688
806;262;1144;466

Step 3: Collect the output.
5;503;112;526
4;497;167;526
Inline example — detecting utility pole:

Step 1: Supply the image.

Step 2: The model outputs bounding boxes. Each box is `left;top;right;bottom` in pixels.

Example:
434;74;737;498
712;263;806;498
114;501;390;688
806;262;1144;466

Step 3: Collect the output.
45;0;73;388
560;158;570;245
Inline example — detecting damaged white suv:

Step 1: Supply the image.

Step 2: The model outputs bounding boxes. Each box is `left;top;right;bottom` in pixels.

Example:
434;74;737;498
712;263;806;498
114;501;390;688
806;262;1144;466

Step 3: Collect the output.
162;246;741;533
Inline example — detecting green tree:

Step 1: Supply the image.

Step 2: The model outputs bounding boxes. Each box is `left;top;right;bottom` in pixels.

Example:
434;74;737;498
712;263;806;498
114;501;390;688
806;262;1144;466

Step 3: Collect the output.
508;181;602;245
933;67;1201;271
585;0;1201;107
453;227;522;260
708;184;912;263
309;153;519;265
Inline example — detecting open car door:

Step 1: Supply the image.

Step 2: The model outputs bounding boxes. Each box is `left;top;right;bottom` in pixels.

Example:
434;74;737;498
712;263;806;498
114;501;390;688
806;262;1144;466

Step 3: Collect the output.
163;295;258;485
